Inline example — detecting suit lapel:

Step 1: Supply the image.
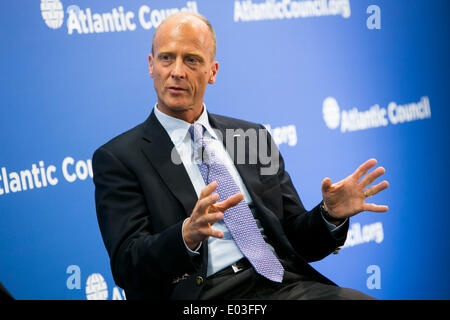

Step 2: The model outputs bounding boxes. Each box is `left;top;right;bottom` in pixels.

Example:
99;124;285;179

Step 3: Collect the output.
139;110;266;218
140;111;198;217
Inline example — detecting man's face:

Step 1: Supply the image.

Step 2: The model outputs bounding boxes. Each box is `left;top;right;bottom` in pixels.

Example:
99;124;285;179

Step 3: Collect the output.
149;16;218;122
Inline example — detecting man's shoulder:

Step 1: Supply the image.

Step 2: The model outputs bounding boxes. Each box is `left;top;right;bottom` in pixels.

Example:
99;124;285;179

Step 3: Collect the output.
93;120;146;157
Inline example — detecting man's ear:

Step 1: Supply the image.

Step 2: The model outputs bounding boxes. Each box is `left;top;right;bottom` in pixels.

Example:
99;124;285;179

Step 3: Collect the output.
148;54;154;78
208;61;219;84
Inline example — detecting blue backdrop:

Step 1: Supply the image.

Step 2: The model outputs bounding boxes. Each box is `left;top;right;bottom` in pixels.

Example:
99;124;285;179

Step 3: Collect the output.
1;0;449;300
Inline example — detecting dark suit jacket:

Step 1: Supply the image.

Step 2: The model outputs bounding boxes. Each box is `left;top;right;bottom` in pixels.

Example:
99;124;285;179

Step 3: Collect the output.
92;110;349;300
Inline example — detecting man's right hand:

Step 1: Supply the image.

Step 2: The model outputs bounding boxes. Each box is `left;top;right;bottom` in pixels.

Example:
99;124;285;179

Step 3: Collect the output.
183;181;244;250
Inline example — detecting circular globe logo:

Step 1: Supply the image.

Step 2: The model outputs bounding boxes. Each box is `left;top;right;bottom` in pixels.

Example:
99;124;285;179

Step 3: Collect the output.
322;97;341;130
85;273;108;300
40;0;64;29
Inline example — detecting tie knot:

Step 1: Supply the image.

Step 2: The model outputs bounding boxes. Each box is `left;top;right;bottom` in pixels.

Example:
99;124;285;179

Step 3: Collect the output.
188;123;205;143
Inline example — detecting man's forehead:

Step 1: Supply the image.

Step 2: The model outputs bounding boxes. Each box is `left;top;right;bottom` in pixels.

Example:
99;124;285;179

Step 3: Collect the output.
157;40;205;53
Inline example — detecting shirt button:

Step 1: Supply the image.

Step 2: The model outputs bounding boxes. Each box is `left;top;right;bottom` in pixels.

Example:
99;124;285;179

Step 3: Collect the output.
196;276;204;286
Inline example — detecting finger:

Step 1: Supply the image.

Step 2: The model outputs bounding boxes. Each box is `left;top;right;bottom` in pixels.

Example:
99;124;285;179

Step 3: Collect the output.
194;192;219;218
363;203;389;212
352;158;377;181
360;166;386;188
199;226;224;239
321;177;332;194
214;193;244;212
364;180;389;198
199;181;218;199
198;211;223;226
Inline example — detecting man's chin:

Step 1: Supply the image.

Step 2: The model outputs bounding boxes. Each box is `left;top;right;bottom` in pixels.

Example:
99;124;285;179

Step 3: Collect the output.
166;104;191;112
158;100;194;114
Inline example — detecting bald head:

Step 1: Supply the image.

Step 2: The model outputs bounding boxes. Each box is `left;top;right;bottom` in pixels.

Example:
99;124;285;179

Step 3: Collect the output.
152;12;217;61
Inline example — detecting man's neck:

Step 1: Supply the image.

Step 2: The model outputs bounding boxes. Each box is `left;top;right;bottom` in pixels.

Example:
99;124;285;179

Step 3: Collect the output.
156;103;204;124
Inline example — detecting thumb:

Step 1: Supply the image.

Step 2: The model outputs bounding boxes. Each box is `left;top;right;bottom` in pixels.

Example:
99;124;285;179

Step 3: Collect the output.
321;177;332;194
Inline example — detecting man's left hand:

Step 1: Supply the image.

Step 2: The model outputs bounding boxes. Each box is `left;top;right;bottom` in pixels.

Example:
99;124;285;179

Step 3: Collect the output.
321;158;389;220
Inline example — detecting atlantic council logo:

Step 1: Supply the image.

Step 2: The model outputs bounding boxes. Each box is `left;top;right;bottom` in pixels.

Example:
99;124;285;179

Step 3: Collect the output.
322;96;431;133
322;97;341;130
40;1;199;35
85;273;108;300
40;0;64;29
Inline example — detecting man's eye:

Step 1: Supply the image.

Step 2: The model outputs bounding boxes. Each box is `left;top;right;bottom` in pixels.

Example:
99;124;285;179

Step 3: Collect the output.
187;57;199;64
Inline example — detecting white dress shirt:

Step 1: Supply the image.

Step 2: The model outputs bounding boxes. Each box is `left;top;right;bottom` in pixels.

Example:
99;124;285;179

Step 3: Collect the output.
153;104;345;277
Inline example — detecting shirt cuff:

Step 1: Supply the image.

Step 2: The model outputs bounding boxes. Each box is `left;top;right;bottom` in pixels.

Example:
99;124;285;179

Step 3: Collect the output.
320;211;348;233
182;218;201;256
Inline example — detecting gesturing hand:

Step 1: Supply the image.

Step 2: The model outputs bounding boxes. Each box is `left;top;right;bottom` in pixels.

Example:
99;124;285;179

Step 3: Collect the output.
183;181;244;250
321;158;389;220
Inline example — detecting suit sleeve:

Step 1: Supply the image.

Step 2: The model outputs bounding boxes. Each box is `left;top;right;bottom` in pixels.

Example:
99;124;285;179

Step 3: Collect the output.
260;125;348;262
92;147;202;292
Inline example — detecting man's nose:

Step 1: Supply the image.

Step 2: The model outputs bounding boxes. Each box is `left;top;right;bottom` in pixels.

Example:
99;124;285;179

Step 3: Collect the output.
171;58;186;79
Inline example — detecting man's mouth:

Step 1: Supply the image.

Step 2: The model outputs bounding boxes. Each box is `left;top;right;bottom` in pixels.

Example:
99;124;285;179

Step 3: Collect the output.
167;86;187;93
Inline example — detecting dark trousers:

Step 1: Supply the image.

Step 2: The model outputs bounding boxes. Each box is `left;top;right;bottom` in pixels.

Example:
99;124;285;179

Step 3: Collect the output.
199;259;375;300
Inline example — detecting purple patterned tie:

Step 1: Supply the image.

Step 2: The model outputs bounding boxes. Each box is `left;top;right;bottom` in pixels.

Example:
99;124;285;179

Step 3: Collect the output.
189;123;284;282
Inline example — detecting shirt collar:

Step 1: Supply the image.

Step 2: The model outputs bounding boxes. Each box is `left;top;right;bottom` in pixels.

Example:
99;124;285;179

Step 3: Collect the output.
153;103;218;147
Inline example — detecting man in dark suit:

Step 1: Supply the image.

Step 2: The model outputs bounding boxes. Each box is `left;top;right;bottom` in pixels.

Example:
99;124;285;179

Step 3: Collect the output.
92;12;389;300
